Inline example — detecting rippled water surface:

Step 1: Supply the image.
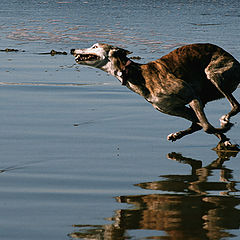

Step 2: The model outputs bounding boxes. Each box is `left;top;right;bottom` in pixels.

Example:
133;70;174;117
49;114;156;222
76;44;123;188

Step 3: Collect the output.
0;1;240;239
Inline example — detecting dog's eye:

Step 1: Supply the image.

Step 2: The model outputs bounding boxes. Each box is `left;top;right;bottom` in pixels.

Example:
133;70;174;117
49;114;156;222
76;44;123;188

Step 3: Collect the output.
92;45;98;49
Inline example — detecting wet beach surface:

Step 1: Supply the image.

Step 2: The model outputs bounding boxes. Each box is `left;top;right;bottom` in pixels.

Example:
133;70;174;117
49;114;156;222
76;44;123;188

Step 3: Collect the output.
0;1;240;239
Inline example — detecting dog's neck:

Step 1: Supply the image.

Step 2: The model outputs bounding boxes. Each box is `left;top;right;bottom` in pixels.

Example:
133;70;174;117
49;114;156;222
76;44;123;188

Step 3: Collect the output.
121;59;132;85
101;57;150;98
101;56;132;84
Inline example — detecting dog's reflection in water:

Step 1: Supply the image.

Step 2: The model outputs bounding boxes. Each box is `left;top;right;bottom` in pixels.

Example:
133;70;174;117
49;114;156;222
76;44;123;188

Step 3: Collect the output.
69;151;240;240
139;151;238;195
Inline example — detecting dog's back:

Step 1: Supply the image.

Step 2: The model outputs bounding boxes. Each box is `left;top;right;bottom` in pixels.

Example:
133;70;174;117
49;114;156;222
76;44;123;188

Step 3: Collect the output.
142;43;240;104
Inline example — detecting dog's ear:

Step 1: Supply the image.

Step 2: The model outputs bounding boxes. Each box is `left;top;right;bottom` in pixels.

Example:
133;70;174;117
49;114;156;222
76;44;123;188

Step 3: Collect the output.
110;47;132;57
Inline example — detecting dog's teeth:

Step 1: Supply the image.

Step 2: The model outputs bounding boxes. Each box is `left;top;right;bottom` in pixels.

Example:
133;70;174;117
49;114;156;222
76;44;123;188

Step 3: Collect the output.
75;54;99;62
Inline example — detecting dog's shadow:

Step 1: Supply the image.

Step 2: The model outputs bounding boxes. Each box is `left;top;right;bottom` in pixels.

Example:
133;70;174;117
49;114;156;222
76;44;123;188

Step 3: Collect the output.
69;151;240;240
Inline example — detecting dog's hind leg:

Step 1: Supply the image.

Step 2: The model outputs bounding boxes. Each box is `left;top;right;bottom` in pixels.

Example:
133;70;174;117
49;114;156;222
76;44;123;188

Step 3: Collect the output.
207;74;240;127
205;60;240;127
219;92;240;127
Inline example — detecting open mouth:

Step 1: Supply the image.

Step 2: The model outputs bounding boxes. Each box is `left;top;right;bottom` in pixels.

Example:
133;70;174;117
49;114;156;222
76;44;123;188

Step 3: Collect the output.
75;54;100;62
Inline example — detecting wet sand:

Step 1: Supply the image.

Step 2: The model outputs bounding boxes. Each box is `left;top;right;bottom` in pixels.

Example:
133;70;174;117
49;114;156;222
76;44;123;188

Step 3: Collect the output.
0;51;240;239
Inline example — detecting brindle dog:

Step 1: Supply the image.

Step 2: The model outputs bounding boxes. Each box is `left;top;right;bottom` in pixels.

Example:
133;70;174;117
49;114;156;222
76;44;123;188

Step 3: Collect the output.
71;43;240;147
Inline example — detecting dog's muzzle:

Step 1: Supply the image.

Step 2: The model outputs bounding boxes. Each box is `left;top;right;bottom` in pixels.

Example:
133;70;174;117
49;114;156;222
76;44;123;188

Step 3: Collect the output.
71;48;101;62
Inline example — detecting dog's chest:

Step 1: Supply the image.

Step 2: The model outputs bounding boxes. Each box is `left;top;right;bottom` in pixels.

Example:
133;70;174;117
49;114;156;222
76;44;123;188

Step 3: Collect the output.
126;81;151;99
127;82;141;94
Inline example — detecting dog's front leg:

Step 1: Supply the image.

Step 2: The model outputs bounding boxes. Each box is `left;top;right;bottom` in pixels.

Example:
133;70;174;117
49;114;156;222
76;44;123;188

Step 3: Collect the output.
153;103;201;141
167;123;202;141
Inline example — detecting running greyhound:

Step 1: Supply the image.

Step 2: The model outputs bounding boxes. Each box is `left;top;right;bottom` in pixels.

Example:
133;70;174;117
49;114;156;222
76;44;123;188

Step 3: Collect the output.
71;43;240;147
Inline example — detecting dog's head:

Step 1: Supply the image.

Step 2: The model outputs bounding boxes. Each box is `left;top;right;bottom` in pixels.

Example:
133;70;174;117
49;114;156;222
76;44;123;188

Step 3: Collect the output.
71;43;132;82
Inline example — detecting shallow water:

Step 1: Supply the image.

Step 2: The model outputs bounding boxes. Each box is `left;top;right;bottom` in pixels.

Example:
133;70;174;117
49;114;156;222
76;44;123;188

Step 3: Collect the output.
0;1;240;239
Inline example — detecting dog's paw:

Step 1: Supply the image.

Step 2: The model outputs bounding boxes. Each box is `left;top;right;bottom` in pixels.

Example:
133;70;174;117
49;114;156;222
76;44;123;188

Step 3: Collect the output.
167;133;176;141
167;133;179;142
220;114;229;127
223;140;232;146
213;141;240;153
222;141;240;150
